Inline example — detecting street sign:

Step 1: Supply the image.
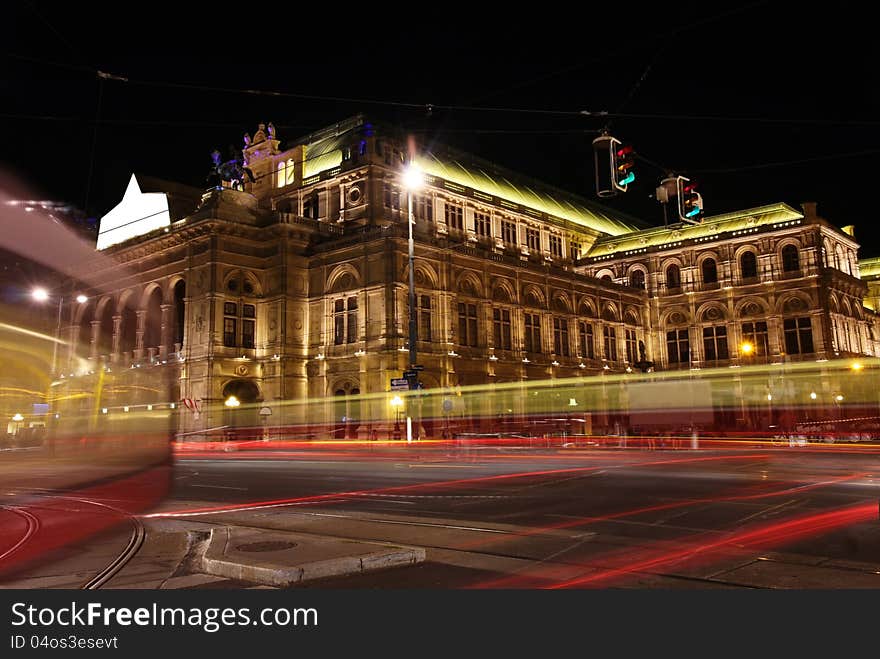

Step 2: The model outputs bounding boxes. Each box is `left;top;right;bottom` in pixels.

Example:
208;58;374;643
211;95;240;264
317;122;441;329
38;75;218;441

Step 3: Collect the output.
390;378;410;391
259;406;272;416
412;364;424;371
403;369;418;379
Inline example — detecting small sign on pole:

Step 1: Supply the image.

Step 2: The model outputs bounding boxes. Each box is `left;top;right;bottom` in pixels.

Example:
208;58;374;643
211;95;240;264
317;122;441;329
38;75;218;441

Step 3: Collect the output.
259;406;272;416
390;378;410;391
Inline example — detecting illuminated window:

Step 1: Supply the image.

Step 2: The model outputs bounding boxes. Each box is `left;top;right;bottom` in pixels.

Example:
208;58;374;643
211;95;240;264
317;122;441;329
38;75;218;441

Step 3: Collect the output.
553;318;570;356
741;321;768;356
501;220;517;246
784;317;813;354
524;313;542;353
445;203;464;231
334;297;358;345
493;308;512;350
667;329;689;364
347;297;357;343
549;235;562;258
570;240;582;261
223;317;237;348
603;326;617;361
702;326;729;361
579;322;594;359
457;303;478;347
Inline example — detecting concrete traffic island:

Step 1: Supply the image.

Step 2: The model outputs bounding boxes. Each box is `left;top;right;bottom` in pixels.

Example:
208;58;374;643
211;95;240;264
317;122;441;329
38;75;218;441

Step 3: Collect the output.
199;526;426;587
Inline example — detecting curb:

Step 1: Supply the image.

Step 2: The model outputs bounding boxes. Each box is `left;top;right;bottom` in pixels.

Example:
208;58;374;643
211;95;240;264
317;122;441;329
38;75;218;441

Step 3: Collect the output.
199;527;426;587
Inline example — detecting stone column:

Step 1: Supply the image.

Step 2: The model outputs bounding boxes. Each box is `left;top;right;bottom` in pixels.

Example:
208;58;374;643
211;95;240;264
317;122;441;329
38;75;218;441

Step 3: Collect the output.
160;304;172;359
135;310;147;361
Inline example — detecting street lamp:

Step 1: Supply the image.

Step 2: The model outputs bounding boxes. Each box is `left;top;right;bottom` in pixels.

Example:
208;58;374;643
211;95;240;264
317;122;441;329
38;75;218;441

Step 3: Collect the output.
31;287;88;376
224;395;240;408
390;395;403;440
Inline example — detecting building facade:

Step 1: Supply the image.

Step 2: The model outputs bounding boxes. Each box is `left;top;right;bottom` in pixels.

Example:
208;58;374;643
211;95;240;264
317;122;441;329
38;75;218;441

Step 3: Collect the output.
57;115;880;436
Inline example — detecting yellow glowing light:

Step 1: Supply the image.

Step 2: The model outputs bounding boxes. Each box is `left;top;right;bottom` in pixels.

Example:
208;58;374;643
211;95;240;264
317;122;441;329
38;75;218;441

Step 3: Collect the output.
810;392;817;400
31;287;49;302
224;396;240;408
390;395;403;409
12;413;24;421
76;294;89;304
740;342;754;356
851;362;864;371
836;394;845;402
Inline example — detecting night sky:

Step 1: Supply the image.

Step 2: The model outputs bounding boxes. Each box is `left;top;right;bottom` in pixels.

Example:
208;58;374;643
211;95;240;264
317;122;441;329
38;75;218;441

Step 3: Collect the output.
5;2;879;253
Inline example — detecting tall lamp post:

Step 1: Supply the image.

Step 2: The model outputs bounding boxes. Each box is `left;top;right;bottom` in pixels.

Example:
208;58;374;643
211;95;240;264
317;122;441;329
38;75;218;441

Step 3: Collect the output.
402;161;423;442
32;287;88;376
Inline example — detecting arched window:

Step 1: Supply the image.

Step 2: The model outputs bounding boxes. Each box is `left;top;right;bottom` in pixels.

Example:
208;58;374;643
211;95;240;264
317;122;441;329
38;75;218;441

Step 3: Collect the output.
782;245;800;273
740;251;758;280
143;288;163;351
629;270;645;290
173;280;186;348
701;258;718;284
666;264;681;290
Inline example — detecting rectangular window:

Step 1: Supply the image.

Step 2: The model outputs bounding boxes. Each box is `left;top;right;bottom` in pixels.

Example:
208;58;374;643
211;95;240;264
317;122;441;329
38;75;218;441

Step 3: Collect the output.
525;313;542;353
474;211;491;238
414;195;433;222
383;182;400;210
445;203;464;231
603;326;617;361
741;321;769;357
625;329;638;363
334;299;345;345
223;317;237;348
784;317;814;354
419;295;431;342
553;318;570;356
346;297;358;344
667;329;690;364
526;228;540;251
242;319;255;349
501;220;517;245
243;304;255;318
224;302;237;316
549;235;563;259
457;303;478;347
570;241;582;261
579;322;594;359
702;326;729;361
493;308;512;350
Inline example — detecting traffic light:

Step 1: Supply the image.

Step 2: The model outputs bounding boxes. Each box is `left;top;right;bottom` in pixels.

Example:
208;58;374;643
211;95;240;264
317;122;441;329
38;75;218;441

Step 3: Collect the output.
614;143;635;189
592;134;635;197
676;176;704;223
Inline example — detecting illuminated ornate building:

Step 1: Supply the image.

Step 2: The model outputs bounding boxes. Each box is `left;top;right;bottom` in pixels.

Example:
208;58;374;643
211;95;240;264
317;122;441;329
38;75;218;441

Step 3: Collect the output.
59;115;880;435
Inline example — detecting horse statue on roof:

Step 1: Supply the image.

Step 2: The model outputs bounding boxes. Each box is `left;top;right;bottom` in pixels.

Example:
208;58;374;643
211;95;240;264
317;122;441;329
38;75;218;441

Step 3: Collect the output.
207;147;255;191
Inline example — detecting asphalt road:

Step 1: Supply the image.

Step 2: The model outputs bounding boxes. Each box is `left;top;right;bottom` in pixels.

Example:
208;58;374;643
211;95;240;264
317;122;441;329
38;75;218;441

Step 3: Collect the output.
152;441;880;588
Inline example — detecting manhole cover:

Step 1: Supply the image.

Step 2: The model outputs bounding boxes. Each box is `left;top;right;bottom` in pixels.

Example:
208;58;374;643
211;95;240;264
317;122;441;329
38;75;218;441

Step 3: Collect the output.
235;541;297;553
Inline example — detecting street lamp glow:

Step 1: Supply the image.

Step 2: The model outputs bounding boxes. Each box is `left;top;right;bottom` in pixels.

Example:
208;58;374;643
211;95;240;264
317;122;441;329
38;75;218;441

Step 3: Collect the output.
810;391;817;400
850;361;863;371
224;395;240;408
767;394;773;401
402;165;423;191
12;413;24;422
76;294;89;304
740;342;754;356
390;395;403;409
32;287;49;302
835;394;845;402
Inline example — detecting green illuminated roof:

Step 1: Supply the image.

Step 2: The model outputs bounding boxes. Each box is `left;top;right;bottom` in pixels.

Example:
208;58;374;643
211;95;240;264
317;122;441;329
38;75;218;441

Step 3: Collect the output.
588;203;805;258
414;151;644;237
